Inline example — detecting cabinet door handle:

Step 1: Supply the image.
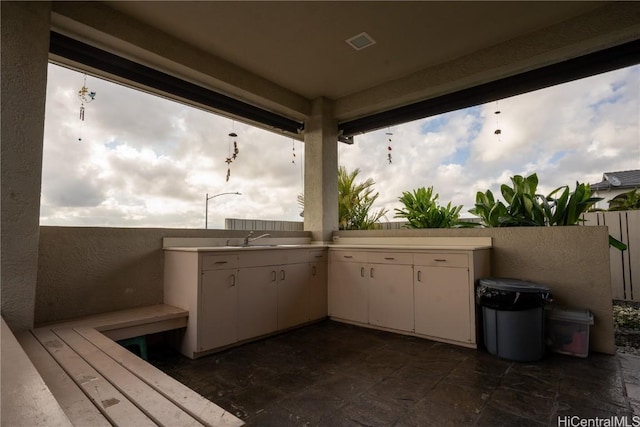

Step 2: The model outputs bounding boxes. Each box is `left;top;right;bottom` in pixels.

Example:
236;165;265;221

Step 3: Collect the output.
230;274;236;287
417;270;422;282
384;257;395;260
271;270;277;281
280;270;285;281
434;259;447;262
360;267;365;277
344;255;353;259
215;261;228;264
370;268;374;278
314;255;323;258
311;266;317;276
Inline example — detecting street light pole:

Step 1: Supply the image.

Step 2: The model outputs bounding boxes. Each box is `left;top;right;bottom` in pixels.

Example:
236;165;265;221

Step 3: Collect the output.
205;192;241;229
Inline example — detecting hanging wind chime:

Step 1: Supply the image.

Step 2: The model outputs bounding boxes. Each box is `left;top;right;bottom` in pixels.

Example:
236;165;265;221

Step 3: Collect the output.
291;139;296;164
494;101;502;143
225;126;240;182
386;128;393;164
77;74;96;141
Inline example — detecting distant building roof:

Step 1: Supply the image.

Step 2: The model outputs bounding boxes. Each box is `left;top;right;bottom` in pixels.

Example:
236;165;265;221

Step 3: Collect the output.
590;170;640;191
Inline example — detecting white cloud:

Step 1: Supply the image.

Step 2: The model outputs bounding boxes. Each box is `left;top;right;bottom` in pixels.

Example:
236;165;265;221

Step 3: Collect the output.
41;63;639;228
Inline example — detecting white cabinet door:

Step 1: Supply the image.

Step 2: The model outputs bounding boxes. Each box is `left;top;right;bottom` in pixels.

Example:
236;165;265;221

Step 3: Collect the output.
414;266;472;343
368;264;414;331
277;263;310;330
199;269;238;351
328;260;368;323
308;260;327;321
237;265;278;341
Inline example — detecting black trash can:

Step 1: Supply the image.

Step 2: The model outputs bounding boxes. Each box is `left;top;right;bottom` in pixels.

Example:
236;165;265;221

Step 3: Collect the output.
477;278;552;362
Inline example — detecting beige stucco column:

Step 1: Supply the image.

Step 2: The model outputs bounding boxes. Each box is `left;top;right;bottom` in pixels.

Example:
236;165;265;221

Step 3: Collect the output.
1;2;51;331
303;97;338;242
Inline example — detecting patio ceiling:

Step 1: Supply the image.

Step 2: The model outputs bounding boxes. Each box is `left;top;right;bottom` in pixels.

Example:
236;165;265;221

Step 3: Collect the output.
50;1;640;139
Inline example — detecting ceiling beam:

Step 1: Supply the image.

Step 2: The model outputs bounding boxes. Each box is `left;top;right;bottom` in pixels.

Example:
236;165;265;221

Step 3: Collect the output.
50;1;311;121
50;31;304;136
338;39;640;137
335;1;640;123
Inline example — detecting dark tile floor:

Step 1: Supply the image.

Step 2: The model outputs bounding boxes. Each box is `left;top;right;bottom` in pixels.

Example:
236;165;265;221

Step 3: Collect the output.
149;320;636;426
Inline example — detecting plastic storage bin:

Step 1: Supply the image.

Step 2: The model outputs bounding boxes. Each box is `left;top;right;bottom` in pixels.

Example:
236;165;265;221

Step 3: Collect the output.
546;306;594;358
477;278;552;362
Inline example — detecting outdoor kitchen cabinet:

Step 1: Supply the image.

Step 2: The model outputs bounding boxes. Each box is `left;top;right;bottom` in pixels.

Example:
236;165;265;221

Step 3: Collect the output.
235;249;312;340
367;252;414;331
412;250;491;347
328;245;491;349
328;251;368;323
414;253;475;345
276;261;312;330
165;247;325;358
236;264;279;340
328;250;413;330
273;249;328;326
164;251;241;358
200;264;239;351
308;250;328;321
236;260;310;339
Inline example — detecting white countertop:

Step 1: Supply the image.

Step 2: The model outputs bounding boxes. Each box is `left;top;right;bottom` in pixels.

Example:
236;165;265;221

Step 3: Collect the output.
164;244;323;252
163;236;492;252
164;243;491;252
328;244;491;251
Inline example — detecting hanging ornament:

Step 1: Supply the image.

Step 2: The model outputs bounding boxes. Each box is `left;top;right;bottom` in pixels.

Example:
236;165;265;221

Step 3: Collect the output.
494;101;502;142
77;74;96;142
386;129;393;164
225;156;233;182
224;127;239;182
77;74;96;122
291;139;296;164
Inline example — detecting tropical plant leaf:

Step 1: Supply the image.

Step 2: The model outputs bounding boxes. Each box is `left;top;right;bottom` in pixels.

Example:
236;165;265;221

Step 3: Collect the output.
469;173;623;251
394;186;463;228
608;188;640;211
338;166;387;230
610;235;628;251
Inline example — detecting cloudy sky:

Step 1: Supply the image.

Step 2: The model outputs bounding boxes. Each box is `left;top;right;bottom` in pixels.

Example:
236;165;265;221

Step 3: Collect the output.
41;63;639;229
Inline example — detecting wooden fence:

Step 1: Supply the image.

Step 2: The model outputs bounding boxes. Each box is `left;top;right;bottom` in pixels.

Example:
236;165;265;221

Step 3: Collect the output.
582;211;639;302
224;218;304;231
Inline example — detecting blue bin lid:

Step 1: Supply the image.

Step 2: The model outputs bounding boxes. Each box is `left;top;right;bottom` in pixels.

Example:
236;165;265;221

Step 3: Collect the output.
479;278;550;293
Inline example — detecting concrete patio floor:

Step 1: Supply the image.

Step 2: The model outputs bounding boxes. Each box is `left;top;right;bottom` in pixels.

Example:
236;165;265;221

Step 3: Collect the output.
149;320;638;426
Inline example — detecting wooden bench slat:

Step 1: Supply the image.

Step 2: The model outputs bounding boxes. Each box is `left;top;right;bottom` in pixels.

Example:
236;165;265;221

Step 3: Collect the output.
18;331;111;427
54;327;206;427
9;305;243;426
76;326;244;427
1;319;73;427
101;316;188;341
36;304;188;337
32;328;157;427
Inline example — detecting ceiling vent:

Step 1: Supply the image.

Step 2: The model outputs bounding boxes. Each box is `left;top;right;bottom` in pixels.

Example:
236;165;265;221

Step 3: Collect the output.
346;32;376;51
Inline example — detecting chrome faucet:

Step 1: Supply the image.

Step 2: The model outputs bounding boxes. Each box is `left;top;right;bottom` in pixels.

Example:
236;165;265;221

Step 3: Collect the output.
243;230;271;246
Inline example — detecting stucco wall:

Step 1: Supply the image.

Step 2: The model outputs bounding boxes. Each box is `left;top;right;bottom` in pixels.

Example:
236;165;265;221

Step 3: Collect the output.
1;2;51;332
35;227;311;324
37;225;614;354
335;226;615;355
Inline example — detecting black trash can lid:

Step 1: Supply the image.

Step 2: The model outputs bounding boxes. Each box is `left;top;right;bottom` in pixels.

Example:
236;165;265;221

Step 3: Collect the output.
479;278;550;293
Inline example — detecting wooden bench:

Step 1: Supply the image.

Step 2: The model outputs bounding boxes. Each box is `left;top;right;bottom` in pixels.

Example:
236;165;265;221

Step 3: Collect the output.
34;304;191;341
1;317;73;426
3;305;244;427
